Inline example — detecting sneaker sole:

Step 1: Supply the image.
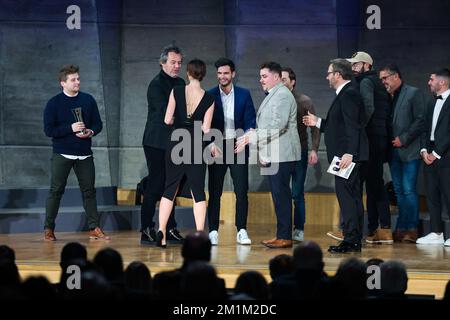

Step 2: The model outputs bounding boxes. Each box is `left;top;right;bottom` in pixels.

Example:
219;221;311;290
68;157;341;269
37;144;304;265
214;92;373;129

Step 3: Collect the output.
326;232;343;241
237;241;251;245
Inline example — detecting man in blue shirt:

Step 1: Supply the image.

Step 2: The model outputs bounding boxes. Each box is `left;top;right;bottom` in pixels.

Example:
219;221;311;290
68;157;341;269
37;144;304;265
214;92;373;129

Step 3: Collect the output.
43;64;108;241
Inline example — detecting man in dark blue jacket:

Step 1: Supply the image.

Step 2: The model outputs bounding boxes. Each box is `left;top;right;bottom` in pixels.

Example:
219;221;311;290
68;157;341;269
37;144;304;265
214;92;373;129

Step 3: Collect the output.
43;64;108;241
207;58;256;246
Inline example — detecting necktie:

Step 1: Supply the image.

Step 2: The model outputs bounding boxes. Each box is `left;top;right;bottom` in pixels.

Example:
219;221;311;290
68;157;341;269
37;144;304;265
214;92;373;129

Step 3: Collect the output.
435;95;443;100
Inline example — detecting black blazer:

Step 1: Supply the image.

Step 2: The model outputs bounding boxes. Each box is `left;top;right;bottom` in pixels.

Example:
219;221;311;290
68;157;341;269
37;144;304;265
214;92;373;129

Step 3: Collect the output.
320;82;369;163
142;70;185;149
420;95;450;167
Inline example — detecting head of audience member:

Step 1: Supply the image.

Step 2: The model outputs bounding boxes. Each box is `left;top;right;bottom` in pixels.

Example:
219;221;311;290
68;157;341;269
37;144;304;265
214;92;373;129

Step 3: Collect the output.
346;51;373;75
234;271;269;300
181;231;212;268
60;242;87;269
0;245;15;263
293;241;324;272
334;257;368;299
160;44;183;78
0;259;21;288
281;67;296;91
379;64;403;95
327;58;353;90
380;260;408;298
260;61;282;92
215;57;236;90
428;68;450;96
186;59;207;82
366;258;384;267
124;261;152;294
93;248;124;284
444;280;450;301
269;254;295;280
180;261;225;300
22;276;57;300
59;64;80;96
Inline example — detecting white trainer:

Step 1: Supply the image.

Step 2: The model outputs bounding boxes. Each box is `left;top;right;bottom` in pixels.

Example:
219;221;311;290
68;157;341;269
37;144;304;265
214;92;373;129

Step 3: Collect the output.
237;229;252;245
445;238;450;247
416;232;444;245
293;229;304;242
209;230;219;246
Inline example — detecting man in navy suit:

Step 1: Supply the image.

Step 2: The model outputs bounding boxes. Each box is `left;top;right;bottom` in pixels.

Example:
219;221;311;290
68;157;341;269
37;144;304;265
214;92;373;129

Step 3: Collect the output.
207;58;256;246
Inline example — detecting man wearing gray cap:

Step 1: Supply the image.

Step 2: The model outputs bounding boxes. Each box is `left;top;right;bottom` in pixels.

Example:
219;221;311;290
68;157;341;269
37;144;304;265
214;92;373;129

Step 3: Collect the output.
346;51;393;244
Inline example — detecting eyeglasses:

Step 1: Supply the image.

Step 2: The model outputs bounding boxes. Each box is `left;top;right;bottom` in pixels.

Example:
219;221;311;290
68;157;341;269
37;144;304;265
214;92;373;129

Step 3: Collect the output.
380;73;395;81
327;71;339;77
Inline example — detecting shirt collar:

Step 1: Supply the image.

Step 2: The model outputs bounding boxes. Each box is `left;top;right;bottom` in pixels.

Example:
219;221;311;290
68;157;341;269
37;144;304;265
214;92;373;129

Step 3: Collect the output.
63;90;79;97
440;89;450;100
335;81;351;95
219;84;234;97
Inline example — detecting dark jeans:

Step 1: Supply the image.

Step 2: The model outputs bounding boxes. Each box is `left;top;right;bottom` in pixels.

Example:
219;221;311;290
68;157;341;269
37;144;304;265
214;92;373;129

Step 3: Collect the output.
389;149;420;231
208;140;249;231
45;153;99;230
268;161;297;240
141;146;176;231
292;149;308;231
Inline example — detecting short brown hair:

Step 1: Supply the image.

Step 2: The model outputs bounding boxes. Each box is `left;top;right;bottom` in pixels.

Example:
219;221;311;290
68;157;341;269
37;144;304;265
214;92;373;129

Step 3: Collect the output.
260;61;282;77
329;59;352;80
187;59;206;81
59;64;79;82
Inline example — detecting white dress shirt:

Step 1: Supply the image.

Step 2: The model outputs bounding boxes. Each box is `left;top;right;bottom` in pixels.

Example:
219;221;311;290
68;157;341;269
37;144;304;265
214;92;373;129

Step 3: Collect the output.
220;85;236;139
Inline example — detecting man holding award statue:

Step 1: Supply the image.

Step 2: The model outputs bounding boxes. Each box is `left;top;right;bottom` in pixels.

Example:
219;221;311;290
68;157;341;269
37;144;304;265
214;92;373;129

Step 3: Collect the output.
43;64;109;241
303;59;368;253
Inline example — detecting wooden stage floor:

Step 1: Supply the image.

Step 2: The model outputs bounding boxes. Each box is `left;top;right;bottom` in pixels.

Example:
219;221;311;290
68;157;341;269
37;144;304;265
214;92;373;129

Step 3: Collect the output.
2;224;450;298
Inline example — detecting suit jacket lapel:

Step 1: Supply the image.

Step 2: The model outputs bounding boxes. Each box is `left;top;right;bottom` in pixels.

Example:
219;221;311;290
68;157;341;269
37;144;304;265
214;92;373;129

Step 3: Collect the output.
326;82;350;118
393;85;407;123
435;97;450;129
257;83;282;119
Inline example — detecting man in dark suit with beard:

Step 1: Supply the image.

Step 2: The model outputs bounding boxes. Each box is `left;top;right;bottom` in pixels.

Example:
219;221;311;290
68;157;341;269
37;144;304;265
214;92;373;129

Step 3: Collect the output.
303;59;368;253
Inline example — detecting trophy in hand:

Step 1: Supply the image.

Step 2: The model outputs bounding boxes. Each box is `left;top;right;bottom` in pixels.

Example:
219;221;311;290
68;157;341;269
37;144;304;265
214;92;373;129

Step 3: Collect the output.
71;107;87;135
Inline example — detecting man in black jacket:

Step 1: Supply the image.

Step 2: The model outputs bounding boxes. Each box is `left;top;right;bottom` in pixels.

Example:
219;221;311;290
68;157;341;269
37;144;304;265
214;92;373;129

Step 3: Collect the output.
347;51;393;244
140;45;185;245
304;59;368;253
417;68;450;247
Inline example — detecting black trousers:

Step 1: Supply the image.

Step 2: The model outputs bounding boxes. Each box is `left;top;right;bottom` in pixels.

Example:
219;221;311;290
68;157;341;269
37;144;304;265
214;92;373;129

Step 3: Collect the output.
45;154;99;230
268;161;297;240
335;163;364;243
140;146;176;231
424;160;450;233
207;140;249;231
361;135;391;232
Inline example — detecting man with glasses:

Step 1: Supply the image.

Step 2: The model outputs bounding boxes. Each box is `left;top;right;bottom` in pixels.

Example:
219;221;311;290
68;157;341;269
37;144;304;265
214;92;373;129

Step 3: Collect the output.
344;52;393;245
379;64;426;243
303;59;368;253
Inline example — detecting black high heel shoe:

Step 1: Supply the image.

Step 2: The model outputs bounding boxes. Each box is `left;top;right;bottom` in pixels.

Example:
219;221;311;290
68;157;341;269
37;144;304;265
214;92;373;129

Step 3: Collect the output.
156;230;166;248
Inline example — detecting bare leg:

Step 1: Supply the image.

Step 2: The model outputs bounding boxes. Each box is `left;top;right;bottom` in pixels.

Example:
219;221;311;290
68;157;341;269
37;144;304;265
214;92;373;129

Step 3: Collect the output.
191;191;206;231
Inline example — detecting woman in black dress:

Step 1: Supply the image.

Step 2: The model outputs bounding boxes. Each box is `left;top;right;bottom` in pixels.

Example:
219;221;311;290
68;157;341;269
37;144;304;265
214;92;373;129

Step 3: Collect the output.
157;59;215;247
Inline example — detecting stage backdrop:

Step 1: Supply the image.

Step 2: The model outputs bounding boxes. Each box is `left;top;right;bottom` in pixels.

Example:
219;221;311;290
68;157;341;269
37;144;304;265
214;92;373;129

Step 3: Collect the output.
0;0;449;193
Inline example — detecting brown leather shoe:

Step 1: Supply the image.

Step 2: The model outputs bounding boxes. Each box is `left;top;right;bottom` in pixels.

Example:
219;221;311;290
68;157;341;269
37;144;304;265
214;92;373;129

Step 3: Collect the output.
402;230;417;243
264;239;293;248
44;228;56;241
89;227;110;240
261;237;277;245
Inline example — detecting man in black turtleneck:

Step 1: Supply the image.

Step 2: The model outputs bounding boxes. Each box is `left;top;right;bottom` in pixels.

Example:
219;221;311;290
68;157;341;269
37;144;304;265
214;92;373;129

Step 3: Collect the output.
346;51;393;245
140;45;185;245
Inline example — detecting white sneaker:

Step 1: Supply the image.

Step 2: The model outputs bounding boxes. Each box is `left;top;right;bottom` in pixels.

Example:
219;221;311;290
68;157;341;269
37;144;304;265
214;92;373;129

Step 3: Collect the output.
445;238;450;247
293;229;304;242
416;232;444;245
209;230;219;246
237;229;251;245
